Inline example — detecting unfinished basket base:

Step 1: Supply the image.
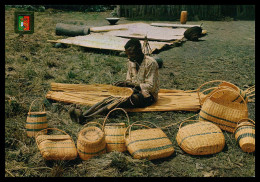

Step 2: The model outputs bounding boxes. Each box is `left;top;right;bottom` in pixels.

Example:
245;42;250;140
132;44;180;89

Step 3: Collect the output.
240;143;255;153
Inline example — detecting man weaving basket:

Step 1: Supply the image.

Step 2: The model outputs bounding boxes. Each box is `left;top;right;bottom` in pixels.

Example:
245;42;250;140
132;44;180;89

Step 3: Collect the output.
69;38;160;124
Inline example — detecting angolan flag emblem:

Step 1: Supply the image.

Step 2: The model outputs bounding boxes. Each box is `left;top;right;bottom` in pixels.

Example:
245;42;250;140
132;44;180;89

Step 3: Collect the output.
18;16;30;31
14;11;34;34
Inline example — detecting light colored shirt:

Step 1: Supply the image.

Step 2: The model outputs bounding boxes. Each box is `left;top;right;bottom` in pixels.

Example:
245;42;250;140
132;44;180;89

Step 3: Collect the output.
126;55;159;101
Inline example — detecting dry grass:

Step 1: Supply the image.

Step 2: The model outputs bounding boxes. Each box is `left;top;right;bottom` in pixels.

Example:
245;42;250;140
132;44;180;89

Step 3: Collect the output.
5;7;255;177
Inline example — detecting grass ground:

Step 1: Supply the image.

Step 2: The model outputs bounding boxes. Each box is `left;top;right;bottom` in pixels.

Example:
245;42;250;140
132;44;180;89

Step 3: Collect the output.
5;7;255;177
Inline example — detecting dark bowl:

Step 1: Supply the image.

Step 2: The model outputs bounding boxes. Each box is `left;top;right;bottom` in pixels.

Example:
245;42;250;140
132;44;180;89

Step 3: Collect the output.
106;18;120;25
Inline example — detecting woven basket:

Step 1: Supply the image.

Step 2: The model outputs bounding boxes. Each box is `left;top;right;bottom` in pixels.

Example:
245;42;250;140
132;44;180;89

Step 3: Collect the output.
234;118;255;153
199;87;248;133
102;108;130;152
35;128;78;160
26;99;48;137
197;80;248;106
176;120;225;155
77;122;106;160
124;121;174;160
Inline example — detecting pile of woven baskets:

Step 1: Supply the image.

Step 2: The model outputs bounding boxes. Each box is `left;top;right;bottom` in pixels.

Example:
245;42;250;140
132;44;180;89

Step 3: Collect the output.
26;80;255;161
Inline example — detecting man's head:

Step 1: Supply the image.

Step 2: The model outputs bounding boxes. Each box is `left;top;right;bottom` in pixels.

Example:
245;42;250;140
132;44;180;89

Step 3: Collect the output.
124;38;143;63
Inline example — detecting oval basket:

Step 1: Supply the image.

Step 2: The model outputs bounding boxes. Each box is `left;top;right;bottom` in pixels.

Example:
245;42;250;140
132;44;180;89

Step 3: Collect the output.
199;87;248;133
35;128;78;160
176;120;225;155
26;99;48;137
197;80;248;106
102;108;130;152
124;121;174;160
234;118;255;153
77;122;106;160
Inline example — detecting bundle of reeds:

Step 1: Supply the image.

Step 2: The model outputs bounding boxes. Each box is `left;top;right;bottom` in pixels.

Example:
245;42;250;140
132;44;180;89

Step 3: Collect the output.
50;83;133;98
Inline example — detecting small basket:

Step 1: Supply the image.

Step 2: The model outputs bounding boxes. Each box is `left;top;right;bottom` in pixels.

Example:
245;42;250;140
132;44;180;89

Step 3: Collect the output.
26;99;48;137
197;80;248;106
176;120;225;155
199;87;248;133
234;118;255;153
35;128;78;160
124;121;174;160
77;122;106;160
102;108;130;152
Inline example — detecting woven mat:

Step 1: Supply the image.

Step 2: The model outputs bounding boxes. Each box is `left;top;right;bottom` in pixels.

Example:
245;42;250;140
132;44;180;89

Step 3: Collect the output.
46;83;206;112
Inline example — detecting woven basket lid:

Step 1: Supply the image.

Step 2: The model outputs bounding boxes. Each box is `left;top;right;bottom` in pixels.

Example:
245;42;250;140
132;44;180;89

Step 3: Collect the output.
79;126;104;143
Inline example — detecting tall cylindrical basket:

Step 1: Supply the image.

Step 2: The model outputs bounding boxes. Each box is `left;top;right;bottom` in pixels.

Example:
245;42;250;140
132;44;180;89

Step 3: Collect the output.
103;108;130;152
180;11;188;24
234;118;255;153
26;99;48;137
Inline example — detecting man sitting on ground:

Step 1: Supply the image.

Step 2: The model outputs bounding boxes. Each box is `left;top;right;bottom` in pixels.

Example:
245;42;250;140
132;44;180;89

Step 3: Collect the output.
69;38;160;123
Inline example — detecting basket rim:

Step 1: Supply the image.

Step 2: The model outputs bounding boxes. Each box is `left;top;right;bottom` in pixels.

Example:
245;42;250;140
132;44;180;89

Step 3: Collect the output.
27;111;46;114
204;96;248;111
105;123;126;126
79;126;105;143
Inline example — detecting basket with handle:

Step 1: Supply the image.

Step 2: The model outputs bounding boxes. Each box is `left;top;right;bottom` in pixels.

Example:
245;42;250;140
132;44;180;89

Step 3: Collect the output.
102;108;130;152
124;121;174;160
176;119;225;155
35;128;78;160
199;87;248;133
234;118;255;153
197;80;248;106
26;99;48;137
77;122;106;160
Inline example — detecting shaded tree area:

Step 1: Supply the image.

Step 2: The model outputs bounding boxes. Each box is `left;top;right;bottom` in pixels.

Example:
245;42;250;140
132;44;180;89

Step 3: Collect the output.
5;5;116;12
117;5;255;21
5;5;254;20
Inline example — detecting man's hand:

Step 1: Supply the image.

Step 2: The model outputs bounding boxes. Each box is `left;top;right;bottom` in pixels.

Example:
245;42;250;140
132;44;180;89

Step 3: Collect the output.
113;81;128;87
113;81;141;90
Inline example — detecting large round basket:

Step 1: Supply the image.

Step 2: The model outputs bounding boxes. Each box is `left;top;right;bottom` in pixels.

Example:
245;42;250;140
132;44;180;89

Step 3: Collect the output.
124;121;174;160
26;99;48;137
176;120;225;155
77;122;106;160
35;128;78;160
103;108;130;152
197;80;248;106
234;118;255;153
199;87;248;133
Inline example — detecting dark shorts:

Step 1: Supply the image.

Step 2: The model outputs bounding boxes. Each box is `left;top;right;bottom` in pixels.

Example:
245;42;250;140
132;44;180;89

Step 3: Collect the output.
119;93;155;108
